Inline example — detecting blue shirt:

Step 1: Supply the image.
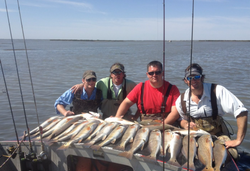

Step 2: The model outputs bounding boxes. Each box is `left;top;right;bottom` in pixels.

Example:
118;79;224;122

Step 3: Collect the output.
54;88;98;114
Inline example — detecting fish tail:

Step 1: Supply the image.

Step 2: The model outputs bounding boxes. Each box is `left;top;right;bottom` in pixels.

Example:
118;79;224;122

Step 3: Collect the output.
202;166;214;171
114;145;125;151
91;145;101;150
57;142;70;150
159;149;167;157
182;162;196;171
84;141;94;148
119;151;134;160
167;159;182;168
214;166;221;171
143;155;157;162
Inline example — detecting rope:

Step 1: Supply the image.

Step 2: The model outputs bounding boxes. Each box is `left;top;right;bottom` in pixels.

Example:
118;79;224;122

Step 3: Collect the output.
0;132;26;169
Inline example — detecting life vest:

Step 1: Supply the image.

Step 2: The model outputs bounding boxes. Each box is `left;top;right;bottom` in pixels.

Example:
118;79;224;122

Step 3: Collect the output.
100;78;131;119
181;84;230;136
72;89;102;114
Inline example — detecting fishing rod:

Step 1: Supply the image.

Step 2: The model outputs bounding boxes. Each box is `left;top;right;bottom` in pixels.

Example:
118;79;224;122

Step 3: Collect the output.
187;0;195;170
15;0;46;156
0;59;20;149
162;0;166;170
4;0;34;154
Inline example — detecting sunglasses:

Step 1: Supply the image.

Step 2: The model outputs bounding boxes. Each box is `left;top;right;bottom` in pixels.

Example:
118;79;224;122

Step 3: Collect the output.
112;71;123;75
148;70;162;76
86;78;96;82
186;75;202;81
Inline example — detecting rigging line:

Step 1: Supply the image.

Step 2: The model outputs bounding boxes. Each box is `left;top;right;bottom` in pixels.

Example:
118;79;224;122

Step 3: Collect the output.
4;0;34;153
16;0;44;152
0;60;20;147
187;0;195;170
162;0;166;170
0;131;26;169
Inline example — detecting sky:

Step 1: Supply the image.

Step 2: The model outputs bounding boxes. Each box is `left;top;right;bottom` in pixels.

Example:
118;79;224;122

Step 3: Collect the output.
0;0;249;40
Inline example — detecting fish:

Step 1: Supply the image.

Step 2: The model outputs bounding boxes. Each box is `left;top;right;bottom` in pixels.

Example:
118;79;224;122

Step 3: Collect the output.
114;124;140;151
47;120;91;145
118;127;150;160
172;129;210;137
213;140;227;171
197;134;214;171
104;117;139;126
43;115;83;141
167;132;183;167
29;116;63;136
85;121;107;141
84;122;118;148
91;125;127;150
57;122;99;150
181;135;197;171
160;129;173;156
143;129;162;162
51;119;86;141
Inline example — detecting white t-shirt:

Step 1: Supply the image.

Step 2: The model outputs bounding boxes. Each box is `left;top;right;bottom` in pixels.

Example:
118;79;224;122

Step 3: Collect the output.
113;84;122;97
176;82;248;120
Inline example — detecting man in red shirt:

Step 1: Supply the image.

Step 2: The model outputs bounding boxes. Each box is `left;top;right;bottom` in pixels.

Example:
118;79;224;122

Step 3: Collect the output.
115;60;180;125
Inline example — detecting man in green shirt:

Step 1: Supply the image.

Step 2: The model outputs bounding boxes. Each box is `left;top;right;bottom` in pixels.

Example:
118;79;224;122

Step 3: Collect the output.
71;63;137;119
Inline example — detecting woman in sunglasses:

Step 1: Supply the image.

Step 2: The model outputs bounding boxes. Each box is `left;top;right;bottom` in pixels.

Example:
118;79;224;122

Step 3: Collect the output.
54;70;102;116
175;63;248;159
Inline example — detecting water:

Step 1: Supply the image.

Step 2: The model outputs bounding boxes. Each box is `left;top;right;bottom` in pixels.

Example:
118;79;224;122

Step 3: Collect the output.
0;39;249;155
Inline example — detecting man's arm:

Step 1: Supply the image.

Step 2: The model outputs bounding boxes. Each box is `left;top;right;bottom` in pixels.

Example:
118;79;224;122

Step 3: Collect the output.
163;106;180;125
115;98;135;118
225;111;248;148
56;104;74;116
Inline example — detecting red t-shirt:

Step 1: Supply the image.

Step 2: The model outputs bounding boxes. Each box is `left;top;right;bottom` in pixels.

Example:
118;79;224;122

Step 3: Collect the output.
127;80;180;114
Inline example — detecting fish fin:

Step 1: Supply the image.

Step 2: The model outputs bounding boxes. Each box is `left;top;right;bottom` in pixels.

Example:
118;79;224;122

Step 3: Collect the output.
182;162;196;171
102;135;107;141
167;158;182;168
140;142;145;151
212;141;214;147
129;137;134;143
201;166;214;171
196;142;199;147
119;151;133;160
110;139;116;144
91;145;101;151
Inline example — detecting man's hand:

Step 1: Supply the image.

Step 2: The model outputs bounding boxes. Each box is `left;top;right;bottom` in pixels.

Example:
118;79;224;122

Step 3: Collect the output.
71;83;84;94
64;111;75;116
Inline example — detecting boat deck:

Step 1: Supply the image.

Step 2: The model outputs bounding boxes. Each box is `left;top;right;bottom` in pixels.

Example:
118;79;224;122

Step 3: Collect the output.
0;140;238;171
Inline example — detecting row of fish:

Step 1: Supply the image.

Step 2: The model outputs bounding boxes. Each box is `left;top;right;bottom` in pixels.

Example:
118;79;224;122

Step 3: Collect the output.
28;113;229;171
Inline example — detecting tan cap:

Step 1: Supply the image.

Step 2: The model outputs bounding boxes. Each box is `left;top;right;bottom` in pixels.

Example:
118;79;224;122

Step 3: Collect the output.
110;63;124;73
83;70;96;79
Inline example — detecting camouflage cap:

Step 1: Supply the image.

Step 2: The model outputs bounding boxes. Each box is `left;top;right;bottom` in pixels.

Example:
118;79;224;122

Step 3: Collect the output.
83;70;96;79
110;63;124;73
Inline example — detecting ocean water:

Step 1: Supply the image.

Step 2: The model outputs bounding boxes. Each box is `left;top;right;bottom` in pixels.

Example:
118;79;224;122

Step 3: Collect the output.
0;39;249;155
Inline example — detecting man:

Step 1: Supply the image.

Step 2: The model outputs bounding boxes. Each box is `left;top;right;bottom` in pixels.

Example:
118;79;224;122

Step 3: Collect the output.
115;60;180;125
71;63;137;119
175;63;248;159
54;70;102;116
